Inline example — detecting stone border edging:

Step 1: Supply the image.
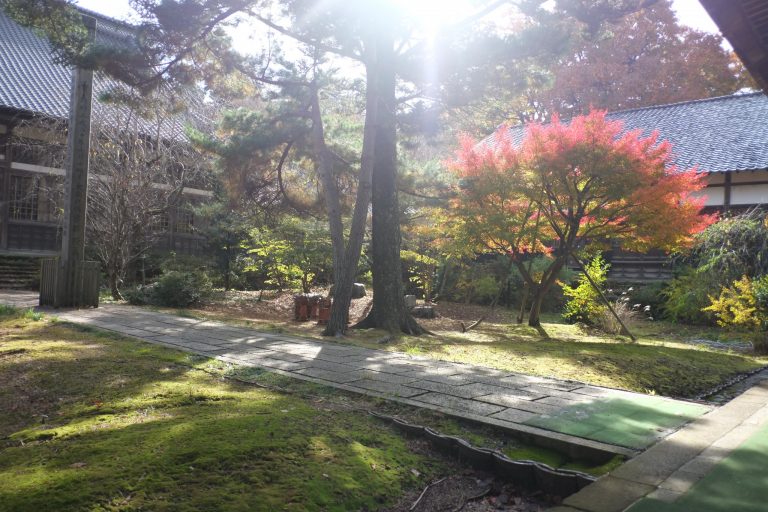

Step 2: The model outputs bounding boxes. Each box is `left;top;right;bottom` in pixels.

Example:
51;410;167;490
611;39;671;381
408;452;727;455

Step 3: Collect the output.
694;364;768;401
370;411;596;498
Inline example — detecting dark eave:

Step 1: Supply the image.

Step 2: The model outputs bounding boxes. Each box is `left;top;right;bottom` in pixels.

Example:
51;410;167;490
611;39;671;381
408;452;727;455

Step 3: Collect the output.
700;0;768;92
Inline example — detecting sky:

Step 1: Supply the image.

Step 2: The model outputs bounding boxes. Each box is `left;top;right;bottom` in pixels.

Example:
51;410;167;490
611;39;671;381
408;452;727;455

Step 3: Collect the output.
75;0;722;35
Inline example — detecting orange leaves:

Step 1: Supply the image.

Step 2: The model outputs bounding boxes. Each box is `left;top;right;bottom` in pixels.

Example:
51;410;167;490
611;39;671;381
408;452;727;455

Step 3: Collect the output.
445;110;712;258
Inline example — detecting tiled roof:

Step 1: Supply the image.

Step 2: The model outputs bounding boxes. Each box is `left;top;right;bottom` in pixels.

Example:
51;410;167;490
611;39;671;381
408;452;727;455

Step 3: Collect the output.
0;9;208;140
489;92;768;174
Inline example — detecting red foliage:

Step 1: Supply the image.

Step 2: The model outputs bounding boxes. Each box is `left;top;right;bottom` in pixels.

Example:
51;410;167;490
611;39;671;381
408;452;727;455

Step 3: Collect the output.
447;110;714;258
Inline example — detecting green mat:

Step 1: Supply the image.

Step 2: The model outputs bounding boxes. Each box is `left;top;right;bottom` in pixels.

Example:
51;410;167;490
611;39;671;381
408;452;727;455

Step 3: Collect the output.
523;397;709;449
628;421;768;512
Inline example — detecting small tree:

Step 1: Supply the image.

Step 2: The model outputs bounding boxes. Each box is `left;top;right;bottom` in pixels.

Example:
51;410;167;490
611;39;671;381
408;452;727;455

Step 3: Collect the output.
447;110;713;326
562;255;609;324
87;102;210;300
14;102;210;300
246;217;333;293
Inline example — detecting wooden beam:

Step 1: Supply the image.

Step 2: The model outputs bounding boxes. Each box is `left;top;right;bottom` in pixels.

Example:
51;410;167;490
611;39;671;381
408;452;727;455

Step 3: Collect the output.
700;0;768;91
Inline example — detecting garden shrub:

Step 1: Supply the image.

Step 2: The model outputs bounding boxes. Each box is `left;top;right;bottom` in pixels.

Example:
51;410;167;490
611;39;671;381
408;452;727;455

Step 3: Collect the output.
663;210;768;325
152;270;212;307
688;209;768;282
661;268;716;325
450;260;506;305
509;256;575;313
123;271;212;307
561;255;609;324
123;285;154;306
704;275;768;354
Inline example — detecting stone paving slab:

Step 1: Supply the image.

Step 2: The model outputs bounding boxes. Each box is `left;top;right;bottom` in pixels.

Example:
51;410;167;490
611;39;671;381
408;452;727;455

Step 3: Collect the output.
0;292;711;462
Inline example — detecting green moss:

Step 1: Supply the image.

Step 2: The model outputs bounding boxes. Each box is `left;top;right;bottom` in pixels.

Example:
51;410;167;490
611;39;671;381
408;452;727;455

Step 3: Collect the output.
0;317;447;512
349;315;767;398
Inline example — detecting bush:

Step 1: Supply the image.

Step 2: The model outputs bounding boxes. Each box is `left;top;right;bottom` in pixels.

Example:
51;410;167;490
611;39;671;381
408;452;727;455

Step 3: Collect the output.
562;255;609;324
123;270;212;308
661;269;714;325
152;270;212;307
508;256;576;313
123;285;154;306
688;209;768;282
662;210;768;325
704;275;768;354
450;260;505;305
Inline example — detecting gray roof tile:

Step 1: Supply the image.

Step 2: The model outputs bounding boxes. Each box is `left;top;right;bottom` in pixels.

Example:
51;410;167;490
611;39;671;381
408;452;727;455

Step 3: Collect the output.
488;92;768;174
0;10;208;140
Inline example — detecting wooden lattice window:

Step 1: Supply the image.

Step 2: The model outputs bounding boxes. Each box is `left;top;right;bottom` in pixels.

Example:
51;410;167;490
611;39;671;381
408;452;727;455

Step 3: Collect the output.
10;175;39;221
175;209;195;234
151;212;170;233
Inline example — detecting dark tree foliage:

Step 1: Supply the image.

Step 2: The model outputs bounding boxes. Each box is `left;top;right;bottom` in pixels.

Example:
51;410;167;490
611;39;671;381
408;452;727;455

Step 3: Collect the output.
3;0;660;333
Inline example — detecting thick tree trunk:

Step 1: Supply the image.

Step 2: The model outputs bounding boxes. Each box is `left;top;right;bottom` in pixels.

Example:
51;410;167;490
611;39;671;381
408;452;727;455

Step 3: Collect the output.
354;33;424;335
526;256;567;327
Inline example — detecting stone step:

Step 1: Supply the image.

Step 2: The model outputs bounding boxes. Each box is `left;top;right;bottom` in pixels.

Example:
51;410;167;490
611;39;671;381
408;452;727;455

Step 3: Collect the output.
0;256;42;290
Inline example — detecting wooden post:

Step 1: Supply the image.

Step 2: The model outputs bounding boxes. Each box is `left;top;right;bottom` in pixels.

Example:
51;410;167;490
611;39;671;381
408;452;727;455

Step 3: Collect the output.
0;126;10;251
55;15;95;308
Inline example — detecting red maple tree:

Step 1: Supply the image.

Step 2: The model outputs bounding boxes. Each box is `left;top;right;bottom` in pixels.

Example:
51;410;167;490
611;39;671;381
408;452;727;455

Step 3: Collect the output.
446;110;714;326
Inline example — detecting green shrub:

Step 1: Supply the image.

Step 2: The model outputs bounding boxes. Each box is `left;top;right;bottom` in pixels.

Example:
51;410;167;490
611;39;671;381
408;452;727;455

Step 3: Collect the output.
509;256;576;313
451;261;505;305
152;270;212;307
123;285;154;306
662;210;768;326
704;275;768;354
661;269;714;325
123;270;212;308
561;255;609;324
689;209;768;282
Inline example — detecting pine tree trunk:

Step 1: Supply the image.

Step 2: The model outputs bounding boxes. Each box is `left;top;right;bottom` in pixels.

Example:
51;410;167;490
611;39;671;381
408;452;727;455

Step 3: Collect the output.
322;42;378;337
354;32;423;335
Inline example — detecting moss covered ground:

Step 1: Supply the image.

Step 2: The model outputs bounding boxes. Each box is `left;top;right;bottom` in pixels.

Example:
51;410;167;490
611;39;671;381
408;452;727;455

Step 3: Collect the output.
0;309;445;512
0;307;616;511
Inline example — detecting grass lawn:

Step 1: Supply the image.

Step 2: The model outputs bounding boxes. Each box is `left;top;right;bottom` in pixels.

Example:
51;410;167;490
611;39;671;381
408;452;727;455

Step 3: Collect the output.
0;306;615;512
162;293;767;399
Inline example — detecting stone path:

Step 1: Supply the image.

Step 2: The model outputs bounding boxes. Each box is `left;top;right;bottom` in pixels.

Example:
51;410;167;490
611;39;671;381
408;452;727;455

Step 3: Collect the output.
0;291;710;461
551;376;768;512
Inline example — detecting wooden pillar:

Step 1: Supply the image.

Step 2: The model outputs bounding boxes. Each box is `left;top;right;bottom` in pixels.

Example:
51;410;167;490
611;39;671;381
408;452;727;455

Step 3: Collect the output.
0;124;10;250
723;172;732;212
55;15;95;307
